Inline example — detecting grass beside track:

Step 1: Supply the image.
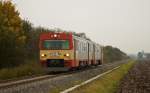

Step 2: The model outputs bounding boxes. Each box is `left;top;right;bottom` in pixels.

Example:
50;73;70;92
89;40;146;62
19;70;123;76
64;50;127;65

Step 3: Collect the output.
0;61;45;80
70;60;135;93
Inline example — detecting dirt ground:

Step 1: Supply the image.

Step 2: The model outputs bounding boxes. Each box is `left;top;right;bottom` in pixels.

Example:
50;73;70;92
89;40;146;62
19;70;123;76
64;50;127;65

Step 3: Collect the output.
117;60;150;93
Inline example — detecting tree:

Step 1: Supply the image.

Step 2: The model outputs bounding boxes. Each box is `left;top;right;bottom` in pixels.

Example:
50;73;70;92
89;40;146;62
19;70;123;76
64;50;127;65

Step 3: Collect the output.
21;20;55;60
0;1;25;68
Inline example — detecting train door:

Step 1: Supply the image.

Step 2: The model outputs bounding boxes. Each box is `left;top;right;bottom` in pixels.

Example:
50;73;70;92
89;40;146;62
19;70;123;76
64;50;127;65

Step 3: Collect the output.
101;46;104;64
88;43;90;65
74;39;79;67
93;44;96;65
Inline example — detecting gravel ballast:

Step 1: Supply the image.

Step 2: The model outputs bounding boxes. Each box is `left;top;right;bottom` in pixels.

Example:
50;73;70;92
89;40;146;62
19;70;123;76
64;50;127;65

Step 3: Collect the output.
117;60;150;93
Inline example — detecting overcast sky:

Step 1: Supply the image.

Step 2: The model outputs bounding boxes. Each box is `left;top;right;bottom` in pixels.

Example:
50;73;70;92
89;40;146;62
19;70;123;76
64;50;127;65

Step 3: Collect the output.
12;0;150;54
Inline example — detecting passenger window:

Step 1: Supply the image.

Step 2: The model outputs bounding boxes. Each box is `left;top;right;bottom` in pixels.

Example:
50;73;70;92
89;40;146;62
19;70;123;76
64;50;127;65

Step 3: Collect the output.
78;41;80;51
80;42;82;51
84;43;86;52
83;43;84;51
79;42;81;51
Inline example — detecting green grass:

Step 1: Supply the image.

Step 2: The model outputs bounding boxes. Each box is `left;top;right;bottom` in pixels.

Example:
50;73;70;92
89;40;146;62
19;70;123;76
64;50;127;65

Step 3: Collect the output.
0;61;45;80
71;60;135;93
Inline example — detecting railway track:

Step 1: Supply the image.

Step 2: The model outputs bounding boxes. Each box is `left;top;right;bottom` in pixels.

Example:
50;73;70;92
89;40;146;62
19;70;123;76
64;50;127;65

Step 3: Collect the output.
0;75;55;89
0;60;128;93
0;62;120;88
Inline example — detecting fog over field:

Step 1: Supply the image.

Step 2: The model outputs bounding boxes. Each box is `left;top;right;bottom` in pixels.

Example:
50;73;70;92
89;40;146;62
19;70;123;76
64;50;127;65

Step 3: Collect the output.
12;0;150;54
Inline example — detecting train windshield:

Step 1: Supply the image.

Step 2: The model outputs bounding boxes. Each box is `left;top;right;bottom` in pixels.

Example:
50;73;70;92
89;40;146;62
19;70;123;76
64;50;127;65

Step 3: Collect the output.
43;40;69;50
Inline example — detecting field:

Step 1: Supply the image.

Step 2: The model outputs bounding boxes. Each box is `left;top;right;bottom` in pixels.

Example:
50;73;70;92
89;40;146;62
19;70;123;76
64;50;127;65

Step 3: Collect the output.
117;60;150;93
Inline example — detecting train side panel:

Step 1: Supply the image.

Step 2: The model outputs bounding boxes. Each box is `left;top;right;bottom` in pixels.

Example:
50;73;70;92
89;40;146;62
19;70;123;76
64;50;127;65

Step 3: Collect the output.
73;36;89;67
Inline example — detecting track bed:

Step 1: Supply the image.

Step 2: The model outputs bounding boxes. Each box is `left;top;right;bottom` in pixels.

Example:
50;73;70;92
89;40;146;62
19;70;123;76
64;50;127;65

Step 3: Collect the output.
117;60;150;93
0;60;127;93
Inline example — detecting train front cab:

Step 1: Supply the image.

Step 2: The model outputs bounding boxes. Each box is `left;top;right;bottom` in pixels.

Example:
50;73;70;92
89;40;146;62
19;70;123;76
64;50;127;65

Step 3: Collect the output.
39;32;75;71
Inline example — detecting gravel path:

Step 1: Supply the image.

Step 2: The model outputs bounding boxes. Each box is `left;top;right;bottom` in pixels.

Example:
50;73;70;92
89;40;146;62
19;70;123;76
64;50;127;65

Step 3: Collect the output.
117;60;150;93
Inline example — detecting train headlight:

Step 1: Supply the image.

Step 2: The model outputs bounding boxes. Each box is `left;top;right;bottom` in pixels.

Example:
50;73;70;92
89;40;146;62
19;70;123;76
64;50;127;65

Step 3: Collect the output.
41;54;46;57
54;34;57;37
65;53;70;57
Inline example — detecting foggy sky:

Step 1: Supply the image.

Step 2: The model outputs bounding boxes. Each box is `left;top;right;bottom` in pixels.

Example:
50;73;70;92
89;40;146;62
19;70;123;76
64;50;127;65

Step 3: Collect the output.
12;0;150;54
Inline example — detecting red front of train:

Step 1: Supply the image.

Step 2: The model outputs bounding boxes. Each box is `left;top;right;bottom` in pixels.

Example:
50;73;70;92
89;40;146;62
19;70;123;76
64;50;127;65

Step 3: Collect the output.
39;32;75;71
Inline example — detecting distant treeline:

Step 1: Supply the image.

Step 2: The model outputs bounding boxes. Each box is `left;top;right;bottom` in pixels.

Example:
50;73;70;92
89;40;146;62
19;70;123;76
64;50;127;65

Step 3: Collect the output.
103;46;128;63
0;1;127;69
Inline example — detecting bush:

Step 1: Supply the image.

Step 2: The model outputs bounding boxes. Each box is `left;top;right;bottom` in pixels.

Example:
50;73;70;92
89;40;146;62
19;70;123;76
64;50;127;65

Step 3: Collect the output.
0;61;45;80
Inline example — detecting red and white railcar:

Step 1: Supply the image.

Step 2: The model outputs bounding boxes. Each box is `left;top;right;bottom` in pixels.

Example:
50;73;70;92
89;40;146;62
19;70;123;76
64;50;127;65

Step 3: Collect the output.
39;32;103;71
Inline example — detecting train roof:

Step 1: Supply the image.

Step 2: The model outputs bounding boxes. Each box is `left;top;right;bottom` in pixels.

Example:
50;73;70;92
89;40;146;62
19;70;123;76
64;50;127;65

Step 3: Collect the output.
73;35;103;47
40;32;103;46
